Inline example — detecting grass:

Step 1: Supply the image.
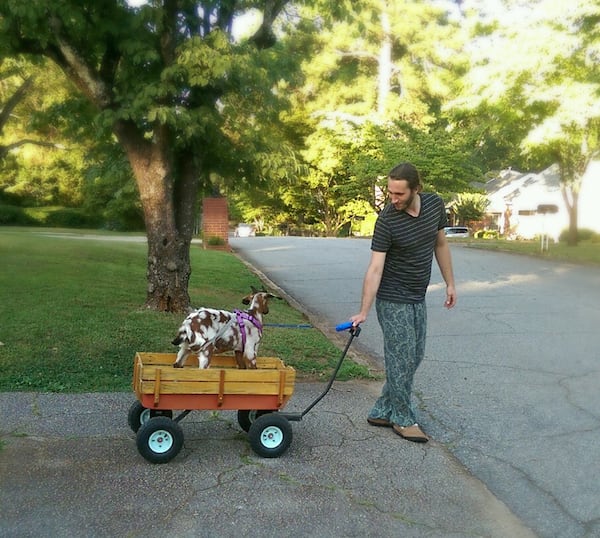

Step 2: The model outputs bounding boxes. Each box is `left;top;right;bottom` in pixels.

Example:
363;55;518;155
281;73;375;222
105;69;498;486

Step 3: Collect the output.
458;237;600;265
0;228;370;393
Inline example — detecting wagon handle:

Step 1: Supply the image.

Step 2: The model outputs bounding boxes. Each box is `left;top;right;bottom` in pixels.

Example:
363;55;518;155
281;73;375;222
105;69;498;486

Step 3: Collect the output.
282;321;360;422
335;321;356;332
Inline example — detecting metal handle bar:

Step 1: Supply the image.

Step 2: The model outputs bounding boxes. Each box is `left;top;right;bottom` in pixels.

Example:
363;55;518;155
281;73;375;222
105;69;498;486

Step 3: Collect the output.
282;322;361;421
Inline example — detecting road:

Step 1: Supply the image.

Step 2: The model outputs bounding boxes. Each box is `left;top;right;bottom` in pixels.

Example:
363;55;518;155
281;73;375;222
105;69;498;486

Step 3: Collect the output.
230;236;600;538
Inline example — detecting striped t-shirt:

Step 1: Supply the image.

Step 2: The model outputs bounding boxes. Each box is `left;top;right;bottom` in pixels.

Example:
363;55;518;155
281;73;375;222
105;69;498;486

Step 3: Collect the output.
371;193;448;303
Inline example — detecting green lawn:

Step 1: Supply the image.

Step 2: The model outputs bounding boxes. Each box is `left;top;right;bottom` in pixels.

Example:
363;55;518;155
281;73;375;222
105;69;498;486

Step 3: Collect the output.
0;229;369;392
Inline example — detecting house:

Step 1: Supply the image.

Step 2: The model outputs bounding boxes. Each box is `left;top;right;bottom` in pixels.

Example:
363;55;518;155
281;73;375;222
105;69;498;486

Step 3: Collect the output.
483;161;600;241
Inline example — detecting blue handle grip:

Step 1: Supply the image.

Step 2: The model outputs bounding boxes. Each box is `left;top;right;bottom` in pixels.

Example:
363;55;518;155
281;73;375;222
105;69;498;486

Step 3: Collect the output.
336;321;353;332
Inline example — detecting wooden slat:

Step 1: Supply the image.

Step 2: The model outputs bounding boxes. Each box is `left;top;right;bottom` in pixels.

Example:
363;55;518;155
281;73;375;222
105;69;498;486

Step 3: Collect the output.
138;367;293;383
278;369;286;405
134;352;286;370
132;352;296;406
218;369;225;406
153;368;161;405
139;380;295;396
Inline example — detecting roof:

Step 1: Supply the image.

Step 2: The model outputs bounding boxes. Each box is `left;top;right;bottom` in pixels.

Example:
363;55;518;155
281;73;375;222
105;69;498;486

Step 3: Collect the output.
485;165;562;213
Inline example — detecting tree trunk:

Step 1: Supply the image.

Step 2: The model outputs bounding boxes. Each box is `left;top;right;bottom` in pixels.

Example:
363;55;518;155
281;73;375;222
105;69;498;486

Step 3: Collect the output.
561;183;579;247
377;8;392;120
115;121;192;312
567;191;579;247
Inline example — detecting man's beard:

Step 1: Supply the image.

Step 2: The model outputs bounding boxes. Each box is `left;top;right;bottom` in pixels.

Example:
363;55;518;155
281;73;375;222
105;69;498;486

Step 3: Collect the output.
394;191;416;211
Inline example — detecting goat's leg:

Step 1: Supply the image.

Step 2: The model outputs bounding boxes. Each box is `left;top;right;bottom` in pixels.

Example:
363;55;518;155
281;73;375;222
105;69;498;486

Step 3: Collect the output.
234;350;247;369
173;346;190;368
244;351;258;369
198;352;210;369
244;343;259;369
198;343;214;369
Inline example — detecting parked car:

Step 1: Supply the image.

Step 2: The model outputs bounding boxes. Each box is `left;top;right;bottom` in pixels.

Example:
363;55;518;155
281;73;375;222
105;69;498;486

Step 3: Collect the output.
444;226;469;238
234;223;256;237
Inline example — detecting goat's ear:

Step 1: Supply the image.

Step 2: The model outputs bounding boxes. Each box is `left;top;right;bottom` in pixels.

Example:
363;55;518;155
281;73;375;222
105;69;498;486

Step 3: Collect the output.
251;285;259;294
242;295;251;305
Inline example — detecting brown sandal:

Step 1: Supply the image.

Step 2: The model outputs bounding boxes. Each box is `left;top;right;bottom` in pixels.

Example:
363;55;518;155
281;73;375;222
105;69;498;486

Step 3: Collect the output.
392;423;429;443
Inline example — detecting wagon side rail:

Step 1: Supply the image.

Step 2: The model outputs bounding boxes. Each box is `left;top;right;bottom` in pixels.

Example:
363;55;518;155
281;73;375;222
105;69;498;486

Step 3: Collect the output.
133;352;296;411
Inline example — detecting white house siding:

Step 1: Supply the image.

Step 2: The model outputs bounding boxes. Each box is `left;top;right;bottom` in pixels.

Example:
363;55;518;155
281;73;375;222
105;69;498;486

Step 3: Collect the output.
484;162;600;241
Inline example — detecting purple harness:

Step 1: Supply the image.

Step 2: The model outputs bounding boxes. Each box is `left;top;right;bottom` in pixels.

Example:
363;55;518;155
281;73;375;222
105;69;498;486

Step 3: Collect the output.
234;309;263;350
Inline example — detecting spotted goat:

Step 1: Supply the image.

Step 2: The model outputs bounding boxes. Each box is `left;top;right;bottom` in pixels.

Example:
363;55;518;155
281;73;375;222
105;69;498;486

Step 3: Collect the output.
171;287;280;369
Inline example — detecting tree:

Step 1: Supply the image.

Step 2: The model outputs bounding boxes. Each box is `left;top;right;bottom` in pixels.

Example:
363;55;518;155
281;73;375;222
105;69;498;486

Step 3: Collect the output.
0;0;300;311
265;0;474;235
0;58;96;209
449;192;488;227
451;0;600;245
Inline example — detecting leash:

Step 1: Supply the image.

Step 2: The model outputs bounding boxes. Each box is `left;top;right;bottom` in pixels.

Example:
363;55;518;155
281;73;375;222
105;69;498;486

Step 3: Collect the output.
263;323;313;329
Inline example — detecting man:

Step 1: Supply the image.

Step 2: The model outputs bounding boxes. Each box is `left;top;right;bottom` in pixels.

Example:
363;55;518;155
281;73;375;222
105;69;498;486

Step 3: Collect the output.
350;162;456;443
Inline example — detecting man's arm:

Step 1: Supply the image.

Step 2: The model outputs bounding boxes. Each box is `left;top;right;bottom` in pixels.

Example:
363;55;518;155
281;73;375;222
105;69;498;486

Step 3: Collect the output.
350;250;387;325
434;229;457;309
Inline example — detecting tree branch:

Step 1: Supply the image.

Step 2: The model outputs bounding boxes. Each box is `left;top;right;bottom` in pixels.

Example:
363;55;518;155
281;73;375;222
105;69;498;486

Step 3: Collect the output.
46;15;111;108
250;0;289;49
0;76;35;135
0;139;66;159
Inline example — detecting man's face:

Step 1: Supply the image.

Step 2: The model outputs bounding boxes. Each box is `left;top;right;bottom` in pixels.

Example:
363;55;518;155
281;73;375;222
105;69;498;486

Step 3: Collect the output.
387;179;417;211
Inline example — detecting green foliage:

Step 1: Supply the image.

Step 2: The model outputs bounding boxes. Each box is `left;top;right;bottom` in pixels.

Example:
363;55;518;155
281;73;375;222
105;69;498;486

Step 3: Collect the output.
559;228;600;243
450;0;600;198
0;58;90;208
451;192;489;225
82;144;144;231
473;229;499;240
0;205;99;227
0;204;35;225
41;207;101;228
206;235;226;246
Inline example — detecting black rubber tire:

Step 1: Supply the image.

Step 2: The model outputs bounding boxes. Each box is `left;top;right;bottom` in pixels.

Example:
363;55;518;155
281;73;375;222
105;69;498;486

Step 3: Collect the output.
136;417;184;464
248;413;293;458
127;401;173;433
237;409;276;433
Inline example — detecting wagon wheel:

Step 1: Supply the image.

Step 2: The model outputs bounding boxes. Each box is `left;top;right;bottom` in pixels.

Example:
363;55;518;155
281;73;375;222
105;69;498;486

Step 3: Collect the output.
237;409;277;433
127;401;173;433
248;413;293;458
136;417;184;464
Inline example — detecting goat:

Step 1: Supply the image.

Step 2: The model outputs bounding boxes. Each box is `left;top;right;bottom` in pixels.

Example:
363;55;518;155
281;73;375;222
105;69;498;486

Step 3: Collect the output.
171;286;280;369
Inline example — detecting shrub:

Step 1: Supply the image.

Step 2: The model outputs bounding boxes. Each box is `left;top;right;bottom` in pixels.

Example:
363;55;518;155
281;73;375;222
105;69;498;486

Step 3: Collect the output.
474;229;499;239
0;204;36;225
558;228;600;243
206;235;226;246
43;207;101;228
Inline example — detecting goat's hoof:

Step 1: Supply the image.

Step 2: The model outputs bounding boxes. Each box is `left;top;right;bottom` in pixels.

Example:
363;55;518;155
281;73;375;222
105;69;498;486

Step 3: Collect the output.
173;363;182;368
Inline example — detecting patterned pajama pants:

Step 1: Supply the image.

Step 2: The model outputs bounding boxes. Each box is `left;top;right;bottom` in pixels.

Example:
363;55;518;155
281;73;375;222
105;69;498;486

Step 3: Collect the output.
369;299;427;427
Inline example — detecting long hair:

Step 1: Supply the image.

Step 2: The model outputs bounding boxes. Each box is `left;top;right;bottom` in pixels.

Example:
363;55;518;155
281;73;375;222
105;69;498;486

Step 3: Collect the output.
388;162;422;191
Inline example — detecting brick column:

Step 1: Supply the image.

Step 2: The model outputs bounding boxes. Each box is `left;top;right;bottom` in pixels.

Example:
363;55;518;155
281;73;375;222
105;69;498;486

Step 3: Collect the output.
202;197;230;250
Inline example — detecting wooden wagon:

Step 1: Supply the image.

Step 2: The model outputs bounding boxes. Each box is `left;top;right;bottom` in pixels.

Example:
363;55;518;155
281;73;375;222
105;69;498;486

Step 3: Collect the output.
128;324;359;464
128;352;297;463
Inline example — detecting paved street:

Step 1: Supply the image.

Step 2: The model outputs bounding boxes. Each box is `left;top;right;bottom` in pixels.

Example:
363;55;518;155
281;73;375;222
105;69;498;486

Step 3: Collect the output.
230;236;600;538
